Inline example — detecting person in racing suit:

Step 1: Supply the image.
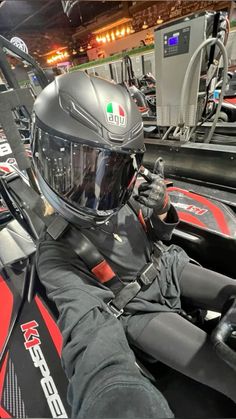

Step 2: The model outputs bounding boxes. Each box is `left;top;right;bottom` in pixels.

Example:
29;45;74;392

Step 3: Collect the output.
33;72;236;418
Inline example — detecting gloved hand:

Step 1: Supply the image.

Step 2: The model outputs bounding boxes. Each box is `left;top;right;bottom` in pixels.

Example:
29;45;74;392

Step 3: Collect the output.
136;159;171;216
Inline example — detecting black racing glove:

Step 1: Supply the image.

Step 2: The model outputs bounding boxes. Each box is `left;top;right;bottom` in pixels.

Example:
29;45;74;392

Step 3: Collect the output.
136;160;171;216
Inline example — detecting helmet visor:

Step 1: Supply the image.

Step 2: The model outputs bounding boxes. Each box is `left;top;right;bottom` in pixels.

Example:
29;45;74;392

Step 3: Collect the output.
33;129;144;215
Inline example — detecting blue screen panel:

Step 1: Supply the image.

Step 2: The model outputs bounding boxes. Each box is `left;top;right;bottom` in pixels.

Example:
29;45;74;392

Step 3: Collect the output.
168;36;178;46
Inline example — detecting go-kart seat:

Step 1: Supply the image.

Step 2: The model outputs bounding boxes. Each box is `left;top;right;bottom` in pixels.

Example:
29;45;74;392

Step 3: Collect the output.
0;219;36;267
0;172;47;301
0;171;45;241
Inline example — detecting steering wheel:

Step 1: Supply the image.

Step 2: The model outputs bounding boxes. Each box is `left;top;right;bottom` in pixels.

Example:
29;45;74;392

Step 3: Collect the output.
211;297;236;371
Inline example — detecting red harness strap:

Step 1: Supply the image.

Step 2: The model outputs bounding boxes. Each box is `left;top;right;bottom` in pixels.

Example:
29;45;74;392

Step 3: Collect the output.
91;260;116;283
138;209;147;232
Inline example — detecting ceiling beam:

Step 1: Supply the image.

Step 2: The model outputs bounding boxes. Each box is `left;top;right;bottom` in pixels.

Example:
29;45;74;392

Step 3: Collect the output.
4;0;55;36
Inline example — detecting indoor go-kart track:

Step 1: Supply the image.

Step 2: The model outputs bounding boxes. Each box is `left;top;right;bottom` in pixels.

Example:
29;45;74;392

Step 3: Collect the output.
0;31;236;417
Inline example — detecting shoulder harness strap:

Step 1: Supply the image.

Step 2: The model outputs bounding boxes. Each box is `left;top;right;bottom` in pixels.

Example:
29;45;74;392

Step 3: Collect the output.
47;215;116;284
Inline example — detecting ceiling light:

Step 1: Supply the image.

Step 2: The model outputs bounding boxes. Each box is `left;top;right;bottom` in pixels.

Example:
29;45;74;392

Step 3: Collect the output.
156;16;163;25
24;63;28;68
87;44;92;50
92;18;132;35
11;65;15;70
142;21;148;30
79;46;84;52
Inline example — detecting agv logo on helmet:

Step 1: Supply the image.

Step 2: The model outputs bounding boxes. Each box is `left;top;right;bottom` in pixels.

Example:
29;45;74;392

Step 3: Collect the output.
106;102;127;127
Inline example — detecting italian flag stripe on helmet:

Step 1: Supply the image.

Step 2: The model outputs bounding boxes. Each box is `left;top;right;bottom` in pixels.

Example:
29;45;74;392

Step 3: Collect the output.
118;105;125;117
107;103;113;113
107;102;125;116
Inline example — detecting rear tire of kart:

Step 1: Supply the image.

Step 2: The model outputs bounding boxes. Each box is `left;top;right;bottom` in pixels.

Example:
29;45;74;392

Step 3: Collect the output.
217;111;228;122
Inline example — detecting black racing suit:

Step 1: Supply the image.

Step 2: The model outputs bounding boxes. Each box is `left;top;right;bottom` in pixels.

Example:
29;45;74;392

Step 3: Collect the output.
36;203;236;416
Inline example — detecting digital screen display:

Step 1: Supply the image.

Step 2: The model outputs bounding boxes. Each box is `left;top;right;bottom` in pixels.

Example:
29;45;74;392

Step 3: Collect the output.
168;36;178;46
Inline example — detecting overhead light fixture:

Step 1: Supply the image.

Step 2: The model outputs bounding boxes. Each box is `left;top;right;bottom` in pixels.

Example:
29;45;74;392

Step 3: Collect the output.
87;43;92;50
79;46;84;52
46;50;70;64
72;49;77;55
23;63;28;68
92;18;132;35
142;21;148;30
93;17;133;44
11;65;15;70
156;16;163;25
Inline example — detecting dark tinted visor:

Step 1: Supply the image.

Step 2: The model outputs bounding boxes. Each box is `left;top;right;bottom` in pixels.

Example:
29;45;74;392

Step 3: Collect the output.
33;129;144;214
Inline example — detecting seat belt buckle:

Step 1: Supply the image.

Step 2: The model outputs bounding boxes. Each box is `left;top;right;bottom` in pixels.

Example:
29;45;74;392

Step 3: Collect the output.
107;300;124;318
139;262;157;286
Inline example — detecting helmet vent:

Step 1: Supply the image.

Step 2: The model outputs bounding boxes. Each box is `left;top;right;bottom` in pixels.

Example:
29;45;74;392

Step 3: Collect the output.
60;92;100;132
108;132;128;143
132;122;143;139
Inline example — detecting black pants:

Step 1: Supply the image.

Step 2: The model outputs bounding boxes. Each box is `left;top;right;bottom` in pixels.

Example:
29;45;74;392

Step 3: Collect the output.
132;263;236;403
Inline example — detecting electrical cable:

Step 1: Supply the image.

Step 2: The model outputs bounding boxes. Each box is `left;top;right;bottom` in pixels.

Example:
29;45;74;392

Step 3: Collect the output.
161;125;173;140
204;39;228;143
179;38;216;127
188;103;217;141
179;38;228;144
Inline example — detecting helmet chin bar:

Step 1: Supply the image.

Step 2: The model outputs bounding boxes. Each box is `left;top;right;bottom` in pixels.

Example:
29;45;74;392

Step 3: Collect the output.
95;182;133;225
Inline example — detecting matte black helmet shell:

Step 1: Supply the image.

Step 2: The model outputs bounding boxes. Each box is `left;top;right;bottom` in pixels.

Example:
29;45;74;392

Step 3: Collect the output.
33;71;144;151
32;71;145;226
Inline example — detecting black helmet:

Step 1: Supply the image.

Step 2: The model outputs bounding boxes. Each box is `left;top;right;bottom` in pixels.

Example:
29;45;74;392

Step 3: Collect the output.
32;71;145;225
